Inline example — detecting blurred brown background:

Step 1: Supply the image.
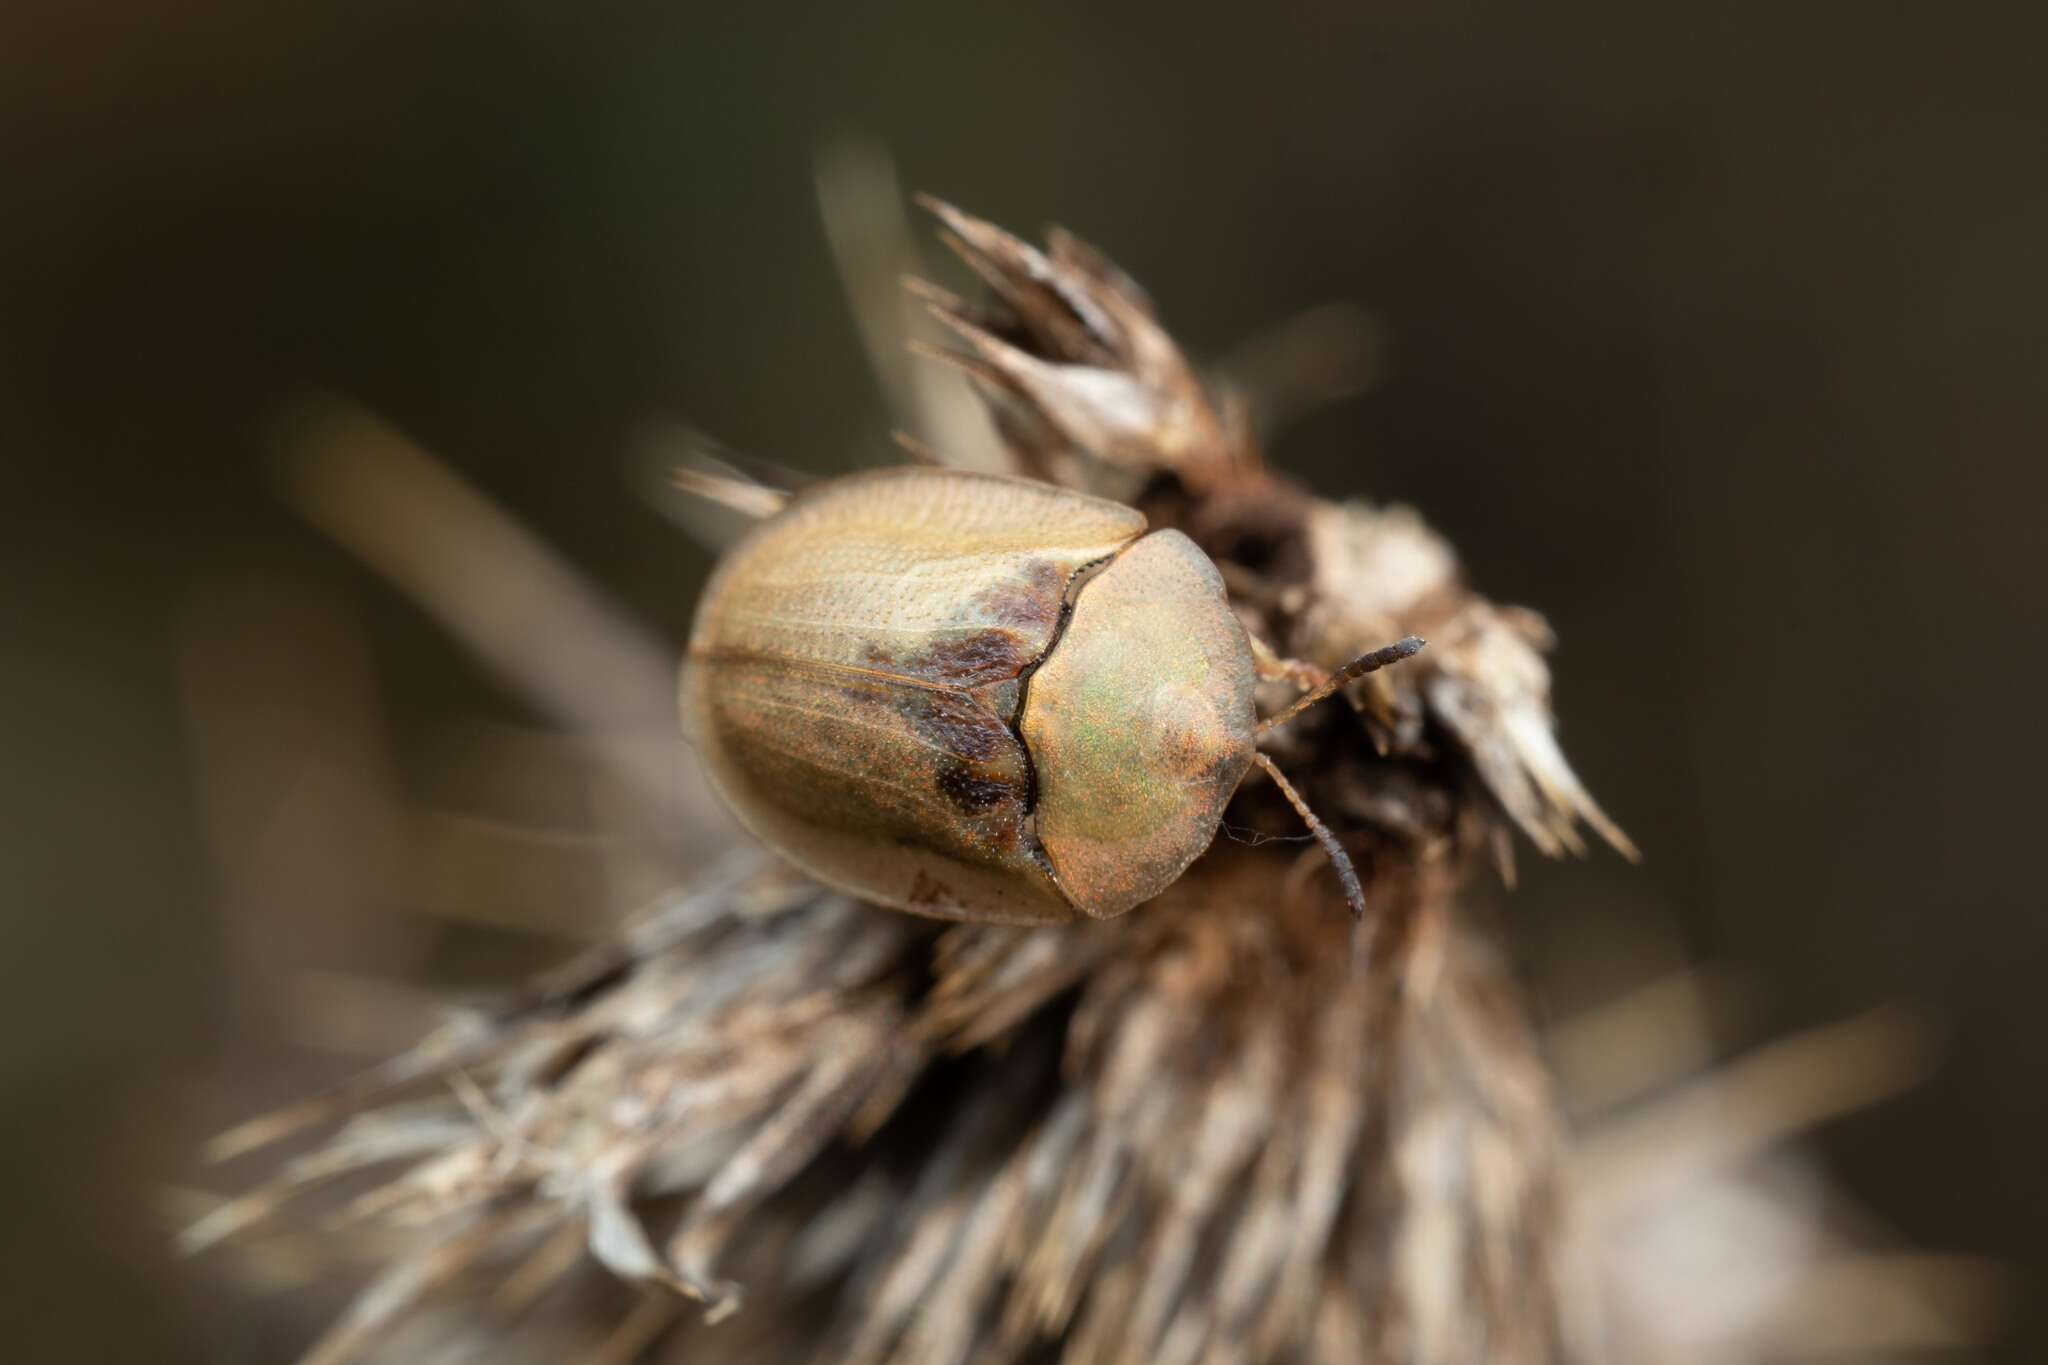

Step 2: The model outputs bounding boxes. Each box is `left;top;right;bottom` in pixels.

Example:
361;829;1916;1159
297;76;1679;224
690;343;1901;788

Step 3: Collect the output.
5;2;2044;1360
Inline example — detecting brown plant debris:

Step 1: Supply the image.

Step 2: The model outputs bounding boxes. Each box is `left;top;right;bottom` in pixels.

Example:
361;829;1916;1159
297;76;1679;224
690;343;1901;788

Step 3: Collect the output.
188;194;1990;1365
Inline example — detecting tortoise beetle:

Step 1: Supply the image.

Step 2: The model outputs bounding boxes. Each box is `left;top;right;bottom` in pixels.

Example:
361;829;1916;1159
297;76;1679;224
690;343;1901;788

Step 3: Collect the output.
680;466;1419;925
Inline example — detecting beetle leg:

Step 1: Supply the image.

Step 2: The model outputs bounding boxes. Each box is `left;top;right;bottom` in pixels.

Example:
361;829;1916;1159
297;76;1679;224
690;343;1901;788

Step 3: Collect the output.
1256;635;1425;737
1251;751;1366;920
1248;632;1325;688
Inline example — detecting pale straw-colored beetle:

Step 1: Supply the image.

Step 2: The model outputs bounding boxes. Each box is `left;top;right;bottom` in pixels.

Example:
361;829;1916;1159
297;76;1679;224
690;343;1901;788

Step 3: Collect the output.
680;466;1420;925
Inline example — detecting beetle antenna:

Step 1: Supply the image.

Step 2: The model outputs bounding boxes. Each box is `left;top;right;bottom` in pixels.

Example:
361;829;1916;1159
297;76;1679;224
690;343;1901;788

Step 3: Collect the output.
1256;635;1425;737
1251;751;1366;920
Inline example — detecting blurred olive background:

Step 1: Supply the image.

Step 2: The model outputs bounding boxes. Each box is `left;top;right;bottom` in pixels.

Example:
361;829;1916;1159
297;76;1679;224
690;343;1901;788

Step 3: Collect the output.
6;2;2044;1360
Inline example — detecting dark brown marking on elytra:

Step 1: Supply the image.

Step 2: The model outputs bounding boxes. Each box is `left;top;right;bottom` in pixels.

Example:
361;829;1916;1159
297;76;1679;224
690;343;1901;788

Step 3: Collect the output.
918;629;1035;689
850;558;1071;694
972;557;1067;630
699;554;1085;873
905;688;1008;763
936;758;1021;816
906;869;954;909
862;631;1031;692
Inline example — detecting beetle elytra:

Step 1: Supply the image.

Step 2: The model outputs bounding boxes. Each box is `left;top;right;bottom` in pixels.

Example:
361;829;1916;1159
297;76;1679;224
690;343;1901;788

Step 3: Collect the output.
680;466;1420;925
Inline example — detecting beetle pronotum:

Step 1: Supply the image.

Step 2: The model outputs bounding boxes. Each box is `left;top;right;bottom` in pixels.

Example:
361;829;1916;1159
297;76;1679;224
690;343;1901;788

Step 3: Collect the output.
680;466;1421;926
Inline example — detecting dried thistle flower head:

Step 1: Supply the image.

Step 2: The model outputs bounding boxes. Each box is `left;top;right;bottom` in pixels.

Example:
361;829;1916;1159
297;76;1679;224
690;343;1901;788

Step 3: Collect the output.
183;185;1994;1365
